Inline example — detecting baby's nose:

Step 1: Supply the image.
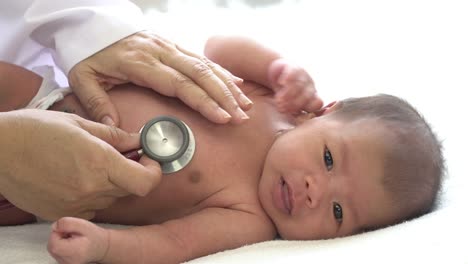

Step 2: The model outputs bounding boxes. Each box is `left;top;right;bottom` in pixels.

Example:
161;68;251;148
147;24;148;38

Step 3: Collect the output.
305;175;324;209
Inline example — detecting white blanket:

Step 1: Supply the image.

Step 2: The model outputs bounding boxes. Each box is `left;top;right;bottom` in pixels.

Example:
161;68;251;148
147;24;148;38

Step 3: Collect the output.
1;0;467;263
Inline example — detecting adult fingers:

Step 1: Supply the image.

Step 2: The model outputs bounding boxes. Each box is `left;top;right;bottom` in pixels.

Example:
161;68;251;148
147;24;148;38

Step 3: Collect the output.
102;155;161;198
161;51;250;124
177;45;253;111
77;117;162;196
107;154;162;197
121;60;235;124
69;68;120;127
74;117;140;152
72;116;162;196
145;33;250;113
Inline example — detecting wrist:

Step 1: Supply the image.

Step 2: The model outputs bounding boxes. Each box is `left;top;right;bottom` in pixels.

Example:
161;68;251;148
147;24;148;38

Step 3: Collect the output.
0;111;27;190
267;58;287;91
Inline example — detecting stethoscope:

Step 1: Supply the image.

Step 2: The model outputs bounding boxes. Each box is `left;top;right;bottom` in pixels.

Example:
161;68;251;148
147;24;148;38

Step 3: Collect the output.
123;116;196;174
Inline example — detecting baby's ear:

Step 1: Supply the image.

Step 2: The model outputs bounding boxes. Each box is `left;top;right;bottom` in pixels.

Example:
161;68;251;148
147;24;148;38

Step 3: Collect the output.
295;112;317;125
294;101;341;125
314;101;341;116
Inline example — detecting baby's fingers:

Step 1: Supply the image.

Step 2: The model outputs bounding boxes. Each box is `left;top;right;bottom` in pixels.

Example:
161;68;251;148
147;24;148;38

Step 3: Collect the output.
276;90;323;114
302;93;323;113
275;92;307;113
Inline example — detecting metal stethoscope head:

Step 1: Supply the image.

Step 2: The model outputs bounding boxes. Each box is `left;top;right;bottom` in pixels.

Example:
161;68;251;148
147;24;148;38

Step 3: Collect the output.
123;116;196;174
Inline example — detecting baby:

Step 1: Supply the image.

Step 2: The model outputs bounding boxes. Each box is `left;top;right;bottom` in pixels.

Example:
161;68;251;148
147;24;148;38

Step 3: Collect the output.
0;36;444;264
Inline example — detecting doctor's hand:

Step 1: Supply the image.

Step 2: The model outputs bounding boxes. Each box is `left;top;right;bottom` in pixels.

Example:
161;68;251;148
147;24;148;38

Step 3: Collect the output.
0;109;161;221
69;31;252;127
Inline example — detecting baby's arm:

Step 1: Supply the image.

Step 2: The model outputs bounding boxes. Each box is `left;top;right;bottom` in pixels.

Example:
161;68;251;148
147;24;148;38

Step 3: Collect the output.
0;62;42;111
204;36;280;88
204;36;323;113
48;208;275;264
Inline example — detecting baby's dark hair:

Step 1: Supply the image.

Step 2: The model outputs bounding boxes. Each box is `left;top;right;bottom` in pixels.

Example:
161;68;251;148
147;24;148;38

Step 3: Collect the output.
330;94;445;227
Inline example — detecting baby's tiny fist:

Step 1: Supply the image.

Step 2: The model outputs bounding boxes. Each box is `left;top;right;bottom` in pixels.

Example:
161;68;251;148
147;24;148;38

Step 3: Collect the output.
267;59;289;90
48;217;109;264
268;59;319;113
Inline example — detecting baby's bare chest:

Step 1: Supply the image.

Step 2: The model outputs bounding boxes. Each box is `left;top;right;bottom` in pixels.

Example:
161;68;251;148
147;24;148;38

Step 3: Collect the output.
52;84;291;225
95;118;278;225
94;150;262;225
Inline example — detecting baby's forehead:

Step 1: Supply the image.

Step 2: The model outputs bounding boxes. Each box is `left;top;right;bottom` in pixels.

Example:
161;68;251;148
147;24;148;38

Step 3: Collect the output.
332;117;389;138
336;119;390;179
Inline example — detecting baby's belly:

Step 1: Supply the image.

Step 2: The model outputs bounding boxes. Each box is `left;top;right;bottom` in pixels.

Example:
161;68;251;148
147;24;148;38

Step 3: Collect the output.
50;84;284;225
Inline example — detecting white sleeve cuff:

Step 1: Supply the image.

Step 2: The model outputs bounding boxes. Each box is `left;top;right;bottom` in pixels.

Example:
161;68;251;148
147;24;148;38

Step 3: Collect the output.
25;1;148;74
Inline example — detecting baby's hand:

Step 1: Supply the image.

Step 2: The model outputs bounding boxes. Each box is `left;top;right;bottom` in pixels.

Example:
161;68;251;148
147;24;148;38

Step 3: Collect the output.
48;217;109;264
268;59;323;113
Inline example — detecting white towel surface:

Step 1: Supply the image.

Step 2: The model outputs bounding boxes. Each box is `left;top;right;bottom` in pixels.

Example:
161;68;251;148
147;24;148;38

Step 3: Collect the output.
1;0;467;263
0;206;466;263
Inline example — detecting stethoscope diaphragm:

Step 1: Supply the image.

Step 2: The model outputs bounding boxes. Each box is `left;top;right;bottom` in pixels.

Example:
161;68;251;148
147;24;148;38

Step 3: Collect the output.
124;116;195;174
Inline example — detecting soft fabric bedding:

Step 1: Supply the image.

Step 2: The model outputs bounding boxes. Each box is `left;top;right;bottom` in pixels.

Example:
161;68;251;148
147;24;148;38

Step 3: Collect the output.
1;0;467;263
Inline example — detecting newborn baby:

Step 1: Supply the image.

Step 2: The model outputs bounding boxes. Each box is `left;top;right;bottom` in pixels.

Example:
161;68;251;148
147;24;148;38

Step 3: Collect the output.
0;36;444;264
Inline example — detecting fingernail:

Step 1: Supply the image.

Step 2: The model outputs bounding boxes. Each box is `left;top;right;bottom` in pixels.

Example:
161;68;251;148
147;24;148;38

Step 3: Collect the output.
237;108;250;120
240;94;253;107
101;115;115;127
51;221;57;230
218;108;232;120
233;76;244;83
130;132;141;139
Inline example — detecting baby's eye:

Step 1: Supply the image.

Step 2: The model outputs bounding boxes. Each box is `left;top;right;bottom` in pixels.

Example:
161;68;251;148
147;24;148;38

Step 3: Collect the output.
324;147;333;171
333;202;343;224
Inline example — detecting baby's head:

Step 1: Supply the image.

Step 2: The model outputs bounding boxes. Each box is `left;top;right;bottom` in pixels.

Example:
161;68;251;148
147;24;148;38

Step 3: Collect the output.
258;94;444;240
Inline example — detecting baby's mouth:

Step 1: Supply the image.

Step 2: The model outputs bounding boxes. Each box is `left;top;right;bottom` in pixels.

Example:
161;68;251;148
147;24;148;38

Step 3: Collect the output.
281;177;293;215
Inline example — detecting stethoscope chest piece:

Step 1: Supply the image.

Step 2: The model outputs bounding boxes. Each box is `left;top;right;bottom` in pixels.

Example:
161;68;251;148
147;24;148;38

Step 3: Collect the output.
140;116;195;174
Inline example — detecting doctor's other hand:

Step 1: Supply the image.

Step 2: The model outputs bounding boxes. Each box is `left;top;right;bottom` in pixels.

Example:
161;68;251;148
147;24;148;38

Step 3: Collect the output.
0;109;161;221
69;31;252;127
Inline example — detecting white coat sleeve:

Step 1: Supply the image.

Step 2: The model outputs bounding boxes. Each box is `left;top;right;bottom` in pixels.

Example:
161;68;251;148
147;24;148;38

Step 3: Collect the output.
1;0;146;75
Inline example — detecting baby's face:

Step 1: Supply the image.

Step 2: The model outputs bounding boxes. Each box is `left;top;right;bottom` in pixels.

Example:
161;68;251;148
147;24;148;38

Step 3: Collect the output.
259;116;398;240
